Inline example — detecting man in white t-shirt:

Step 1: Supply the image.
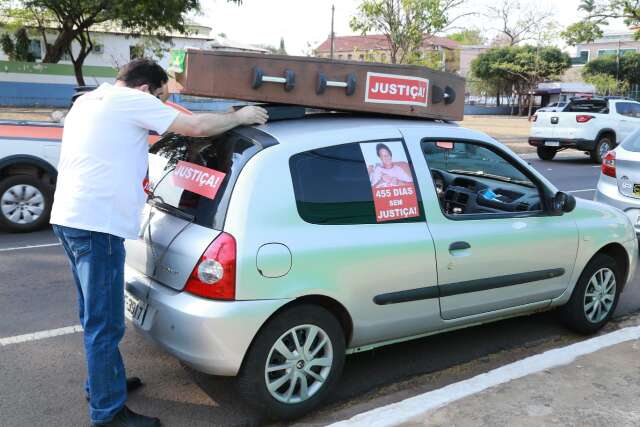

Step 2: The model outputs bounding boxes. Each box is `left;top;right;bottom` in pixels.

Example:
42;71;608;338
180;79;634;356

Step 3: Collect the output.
50;58;267;427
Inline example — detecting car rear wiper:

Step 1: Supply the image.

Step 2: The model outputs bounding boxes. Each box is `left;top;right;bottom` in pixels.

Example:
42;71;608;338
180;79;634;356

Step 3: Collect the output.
148;197;195;222
448;169;535;187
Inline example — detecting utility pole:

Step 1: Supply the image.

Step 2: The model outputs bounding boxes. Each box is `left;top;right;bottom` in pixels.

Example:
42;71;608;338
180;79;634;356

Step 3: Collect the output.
616;39;621;96
330;4;335;60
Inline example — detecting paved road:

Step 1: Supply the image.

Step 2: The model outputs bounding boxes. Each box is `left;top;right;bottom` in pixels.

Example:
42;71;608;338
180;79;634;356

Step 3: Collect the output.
1;154;637;427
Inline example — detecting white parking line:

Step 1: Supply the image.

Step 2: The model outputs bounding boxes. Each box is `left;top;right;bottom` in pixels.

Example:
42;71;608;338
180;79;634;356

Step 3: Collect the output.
566;188;596;193
329;325;640;427
0;325;83;346
0;242;61;252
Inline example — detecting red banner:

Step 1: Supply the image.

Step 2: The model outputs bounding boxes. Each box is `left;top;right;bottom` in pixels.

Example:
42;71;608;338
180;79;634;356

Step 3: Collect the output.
372;183;420;222
365;72;429;107
172;161;226;200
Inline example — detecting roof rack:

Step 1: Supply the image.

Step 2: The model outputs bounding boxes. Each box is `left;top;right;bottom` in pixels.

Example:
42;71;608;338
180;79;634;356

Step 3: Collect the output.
167;49;465;121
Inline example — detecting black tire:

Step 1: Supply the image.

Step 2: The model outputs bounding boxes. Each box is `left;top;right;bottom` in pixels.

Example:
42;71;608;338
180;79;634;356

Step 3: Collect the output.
559;254;621;335
590;136;613;164
0;175;53;233
236;304;346;421
537;146;557;161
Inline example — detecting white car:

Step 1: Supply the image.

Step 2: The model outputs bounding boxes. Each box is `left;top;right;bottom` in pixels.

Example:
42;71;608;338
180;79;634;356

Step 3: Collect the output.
529;97;640;163
536;101;568;113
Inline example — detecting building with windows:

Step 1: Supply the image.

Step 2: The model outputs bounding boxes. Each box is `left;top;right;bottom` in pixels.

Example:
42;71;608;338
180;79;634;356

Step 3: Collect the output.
314;34;460;73
572;32;640;65
0;20;266;107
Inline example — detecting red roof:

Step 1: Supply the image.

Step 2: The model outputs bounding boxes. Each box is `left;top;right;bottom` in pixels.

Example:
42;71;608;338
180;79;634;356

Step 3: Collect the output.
315;34;459;53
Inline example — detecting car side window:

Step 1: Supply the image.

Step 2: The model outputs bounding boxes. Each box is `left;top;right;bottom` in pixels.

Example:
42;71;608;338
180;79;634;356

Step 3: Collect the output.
422;140;543;218
616;102;640;118
289;141;424;225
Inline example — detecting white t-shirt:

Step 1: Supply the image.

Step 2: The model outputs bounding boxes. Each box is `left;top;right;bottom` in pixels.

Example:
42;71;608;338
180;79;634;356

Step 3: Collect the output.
50;83;179;239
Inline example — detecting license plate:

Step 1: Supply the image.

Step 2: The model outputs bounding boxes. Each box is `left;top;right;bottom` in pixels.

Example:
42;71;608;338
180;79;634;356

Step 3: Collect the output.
545;141;560;147
634;184;640;197
125;292;147;325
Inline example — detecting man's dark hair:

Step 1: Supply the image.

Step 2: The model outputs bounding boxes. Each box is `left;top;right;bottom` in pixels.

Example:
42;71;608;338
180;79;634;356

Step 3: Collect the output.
376;143;392;157
116;58;168;93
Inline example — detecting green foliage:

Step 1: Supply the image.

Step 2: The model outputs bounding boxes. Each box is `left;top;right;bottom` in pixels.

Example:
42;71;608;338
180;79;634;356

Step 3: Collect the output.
350;0;464;64
584;73;629;96
0;26;35;61
448;28;486;45
561;21;603;46
583;52;640;85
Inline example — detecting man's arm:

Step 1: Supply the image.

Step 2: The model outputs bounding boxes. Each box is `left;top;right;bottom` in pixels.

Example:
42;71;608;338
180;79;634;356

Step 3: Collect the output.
167;106;268;137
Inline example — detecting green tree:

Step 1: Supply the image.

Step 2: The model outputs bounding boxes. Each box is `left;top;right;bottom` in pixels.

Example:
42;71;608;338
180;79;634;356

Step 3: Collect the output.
563;0;640;45
472;45;571;117
1;0;242;85
448;28;485;45
277;37;287;55
0;26;35;61
585;73;629;96
350;0;468;64
583;52;640;94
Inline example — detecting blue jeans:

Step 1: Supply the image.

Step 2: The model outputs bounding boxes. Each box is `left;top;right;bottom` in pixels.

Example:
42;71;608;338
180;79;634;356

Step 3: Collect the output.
53;225;127;424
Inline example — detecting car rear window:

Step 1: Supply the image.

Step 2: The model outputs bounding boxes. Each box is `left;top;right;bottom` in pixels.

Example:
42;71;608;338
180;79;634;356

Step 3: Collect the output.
149;132;261;229
289;141;424;225
565;100;609;113
622;129;640;152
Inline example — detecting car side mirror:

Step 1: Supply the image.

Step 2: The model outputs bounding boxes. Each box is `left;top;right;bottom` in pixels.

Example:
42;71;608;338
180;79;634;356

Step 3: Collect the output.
550;191;576;215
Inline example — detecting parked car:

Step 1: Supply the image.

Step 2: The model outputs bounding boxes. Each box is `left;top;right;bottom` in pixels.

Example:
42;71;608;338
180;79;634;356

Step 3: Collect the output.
0;121;62;232
536;101;568;113
124;114;638;420
0;101;188;233
595;128;640;236
529;97;640;163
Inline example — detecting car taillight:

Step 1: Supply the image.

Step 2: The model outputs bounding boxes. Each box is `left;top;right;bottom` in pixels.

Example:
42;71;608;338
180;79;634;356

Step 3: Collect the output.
576;115;595;123
602;151;616;177
184;232;236;300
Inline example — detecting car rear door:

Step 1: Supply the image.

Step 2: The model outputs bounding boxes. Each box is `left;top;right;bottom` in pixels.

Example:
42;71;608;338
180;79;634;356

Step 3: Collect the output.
614;102;640;142
402;127;579;320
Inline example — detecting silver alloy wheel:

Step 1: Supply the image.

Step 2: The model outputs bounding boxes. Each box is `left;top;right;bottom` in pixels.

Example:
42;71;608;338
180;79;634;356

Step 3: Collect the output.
583;267;617;324
599;140;611;159
265;324;333;404
0;184;45;225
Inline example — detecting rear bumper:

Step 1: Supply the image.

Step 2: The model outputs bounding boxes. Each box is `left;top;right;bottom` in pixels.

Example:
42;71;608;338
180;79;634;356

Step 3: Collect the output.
595;178;640;236
528;138;596;151
125;265;290;376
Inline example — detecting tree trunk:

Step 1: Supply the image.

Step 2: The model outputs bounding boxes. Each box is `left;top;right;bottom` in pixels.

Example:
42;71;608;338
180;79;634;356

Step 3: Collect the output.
496;87;501;107
43;29;78;63
527;84;534;119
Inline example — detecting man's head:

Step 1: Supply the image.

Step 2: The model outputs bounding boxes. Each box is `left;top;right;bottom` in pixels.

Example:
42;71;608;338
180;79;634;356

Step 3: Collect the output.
116;58;169;101
376;143;393;168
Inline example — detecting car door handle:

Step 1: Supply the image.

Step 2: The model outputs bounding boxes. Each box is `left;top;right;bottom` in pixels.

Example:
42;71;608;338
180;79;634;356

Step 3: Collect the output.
449;241;471;251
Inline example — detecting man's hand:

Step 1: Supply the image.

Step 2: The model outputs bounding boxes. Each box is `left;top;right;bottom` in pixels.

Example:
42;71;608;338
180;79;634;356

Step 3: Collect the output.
234;106;268;126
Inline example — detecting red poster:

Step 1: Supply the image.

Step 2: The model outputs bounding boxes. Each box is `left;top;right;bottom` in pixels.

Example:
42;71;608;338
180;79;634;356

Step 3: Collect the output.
365;72;429;107
172;161;226;200
361;142;421;223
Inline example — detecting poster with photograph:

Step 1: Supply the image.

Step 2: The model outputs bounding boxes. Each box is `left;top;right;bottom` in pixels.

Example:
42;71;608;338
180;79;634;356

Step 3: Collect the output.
360;141;420;223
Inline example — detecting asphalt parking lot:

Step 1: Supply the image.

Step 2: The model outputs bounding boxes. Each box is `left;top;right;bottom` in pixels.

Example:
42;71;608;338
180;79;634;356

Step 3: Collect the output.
2;153;638;427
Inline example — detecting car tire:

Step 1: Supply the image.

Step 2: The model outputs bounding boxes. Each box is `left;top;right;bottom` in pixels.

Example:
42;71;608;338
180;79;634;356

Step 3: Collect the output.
536;146;557;161
0;175;53;233
559;254;621;335
236;304;346;420
590;136;613;164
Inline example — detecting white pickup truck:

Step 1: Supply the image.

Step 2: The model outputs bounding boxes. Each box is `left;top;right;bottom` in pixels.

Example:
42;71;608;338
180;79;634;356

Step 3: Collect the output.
529;97;640;163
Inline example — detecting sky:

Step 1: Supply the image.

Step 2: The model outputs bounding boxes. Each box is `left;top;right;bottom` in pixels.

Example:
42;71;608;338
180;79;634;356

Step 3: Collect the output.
197;0;630;56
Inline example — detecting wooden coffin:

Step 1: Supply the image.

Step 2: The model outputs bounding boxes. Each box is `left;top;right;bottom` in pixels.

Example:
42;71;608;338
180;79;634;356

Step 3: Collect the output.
168;49;465;121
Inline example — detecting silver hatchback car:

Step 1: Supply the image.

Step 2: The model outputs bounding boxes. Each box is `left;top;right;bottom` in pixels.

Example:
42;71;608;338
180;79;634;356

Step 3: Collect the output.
595;128;640;236
124;115;637;419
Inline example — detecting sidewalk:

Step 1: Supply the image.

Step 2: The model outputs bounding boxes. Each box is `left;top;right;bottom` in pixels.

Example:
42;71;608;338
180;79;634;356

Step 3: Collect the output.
406;339;640;427
331;323;640;427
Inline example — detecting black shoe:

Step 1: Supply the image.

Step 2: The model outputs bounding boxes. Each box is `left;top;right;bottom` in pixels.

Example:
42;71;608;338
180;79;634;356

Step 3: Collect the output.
91;405;160;427
86;377;144;402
